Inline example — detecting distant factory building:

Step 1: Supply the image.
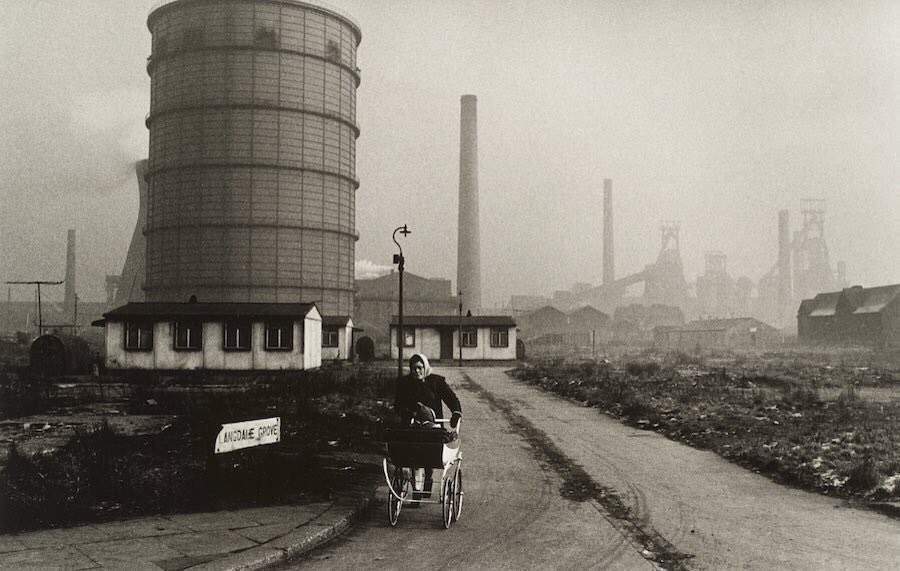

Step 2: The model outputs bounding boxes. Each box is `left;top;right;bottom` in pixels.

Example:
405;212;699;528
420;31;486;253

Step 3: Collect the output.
354;272;457;355
390;315;517;362
798;284;900;348
321;315;354;361
101;302;322;371
517;306;569;342
517;305;612;346
613;304;685;342
655;317;779;350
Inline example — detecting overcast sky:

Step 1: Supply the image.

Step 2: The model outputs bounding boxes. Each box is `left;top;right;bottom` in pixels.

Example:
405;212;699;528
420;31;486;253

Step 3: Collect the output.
1;0;897;305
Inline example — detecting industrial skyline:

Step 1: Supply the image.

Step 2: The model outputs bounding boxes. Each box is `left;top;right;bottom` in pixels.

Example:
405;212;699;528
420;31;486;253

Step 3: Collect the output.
1;0;898;307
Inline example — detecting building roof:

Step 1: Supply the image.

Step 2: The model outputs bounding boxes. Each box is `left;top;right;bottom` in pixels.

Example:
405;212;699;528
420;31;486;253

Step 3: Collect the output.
322;315;353;326
568;305;610;320
802;291;842;317
850;284;900;314
104;302;318;320
678;317;776;332
799;284;900;317
389;315;516;327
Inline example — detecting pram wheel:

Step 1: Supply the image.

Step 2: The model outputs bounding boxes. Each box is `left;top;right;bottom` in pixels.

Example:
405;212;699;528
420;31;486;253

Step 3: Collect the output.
388;467;406;527
452;467;463;522
441;475;454;529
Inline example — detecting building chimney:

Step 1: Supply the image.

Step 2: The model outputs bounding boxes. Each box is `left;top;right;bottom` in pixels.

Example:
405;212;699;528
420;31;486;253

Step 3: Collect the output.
64;229;76;309
777;209;792;317
457;95;482;312
602;178;614;285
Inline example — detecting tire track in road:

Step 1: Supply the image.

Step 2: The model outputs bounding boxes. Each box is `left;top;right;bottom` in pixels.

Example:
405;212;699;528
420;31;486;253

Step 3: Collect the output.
460;373;694;571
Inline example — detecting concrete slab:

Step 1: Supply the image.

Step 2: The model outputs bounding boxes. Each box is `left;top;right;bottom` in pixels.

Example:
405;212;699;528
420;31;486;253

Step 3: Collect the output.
162;530;257;558
90;516;189;540
268;524;334;555
233;503;330;526
235;522;296;544
14;525;106;548
189;546;286;571
0;544;97;569
167;511;260;532
76;536;183;568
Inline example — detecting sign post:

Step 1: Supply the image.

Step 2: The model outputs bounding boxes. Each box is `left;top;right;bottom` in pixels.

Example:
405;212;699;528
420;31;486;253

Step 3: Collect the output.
214;417;281;454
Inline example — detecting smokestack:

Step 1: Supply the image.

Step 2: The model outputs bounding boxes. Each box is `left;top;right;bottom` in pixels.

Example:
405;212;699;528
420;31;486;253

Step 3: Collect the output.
602;178;614;285
777;209;791;314
457;95;482;312
64;229;76;308
115;160;149;305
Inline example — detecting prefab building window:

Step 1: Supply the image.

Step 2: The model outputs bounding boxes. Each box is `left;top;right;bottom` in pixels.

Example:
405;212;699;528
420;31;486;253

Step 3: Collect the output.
124;321;153;351
265;320;294;350
224;321;252;351
174;321;202;350
490;327;509;348
394;328;415;348
322;327;339;348
461;328;478;348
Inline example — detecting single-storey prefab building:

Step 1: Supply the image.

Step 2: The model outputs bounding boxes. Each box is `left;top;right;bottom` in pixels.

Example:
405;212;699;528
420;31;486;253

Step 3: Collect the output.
101;302;322;370
322;315;354;361
654;317;780;350
389;315;517;362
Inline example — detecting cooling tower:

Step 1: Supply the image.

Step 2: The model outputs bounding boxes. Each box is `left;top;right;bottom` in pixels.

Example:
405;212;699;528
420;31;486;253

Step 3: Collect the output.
116;160;149;305
145;0;361;315
64;229;76;308
457;94;481;312
602;178;614;285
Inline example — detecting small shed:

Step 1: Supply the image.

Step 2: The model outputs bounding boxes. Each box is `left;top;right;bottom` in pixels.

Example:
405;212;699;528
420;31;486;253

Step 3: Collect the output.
101;302;322;371
321;315;354;361
389;315;517;362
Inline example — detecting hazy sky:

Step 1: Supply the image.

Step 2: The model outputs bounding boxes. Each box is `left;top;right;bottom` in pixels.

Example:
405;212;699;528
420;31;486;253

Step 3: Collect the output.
1;0;897;305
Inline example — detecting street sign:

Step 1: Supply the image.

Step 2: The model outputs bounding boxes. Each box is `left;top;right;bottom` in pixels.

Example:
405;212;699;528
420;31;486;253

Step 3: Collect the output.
214;417;281;454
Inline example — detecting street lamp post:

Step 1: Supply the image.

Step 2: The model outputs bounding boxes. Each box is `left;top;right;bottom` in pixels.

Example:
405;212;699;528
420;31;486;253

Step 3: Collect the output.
457;290;463;367
393;225;411;377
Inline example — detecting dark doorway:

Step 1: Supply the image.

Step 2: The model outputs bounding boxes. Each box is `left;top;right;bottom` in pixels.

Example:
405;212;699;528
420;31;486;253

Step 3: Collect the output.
356;336;375;362
440;329;454;360
516;339;526;360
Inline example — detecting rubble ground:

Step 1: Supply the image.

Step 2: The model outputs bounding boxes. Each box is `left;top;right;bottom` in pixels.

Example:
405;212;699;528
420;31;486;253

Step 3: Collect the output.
512;347;900;503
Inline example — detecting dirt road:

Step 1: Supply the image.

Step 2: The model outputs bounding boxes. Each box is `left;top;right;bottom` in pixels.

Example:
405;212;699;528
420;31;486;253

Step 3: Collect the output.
287;367;899;569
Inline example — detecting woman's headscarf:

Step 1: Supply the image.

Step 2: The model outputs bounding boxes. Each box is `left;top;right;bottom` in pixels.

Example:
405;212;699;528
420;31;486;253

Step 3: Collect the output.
409;353;432;377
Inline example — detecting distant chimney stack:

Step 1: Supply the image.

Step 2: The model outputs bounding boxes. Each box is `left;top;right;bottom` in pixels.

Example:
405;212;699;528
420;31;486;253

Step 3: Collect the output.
457;95;482;312
602;179;614;285
777;209;792;316
64;229;76;308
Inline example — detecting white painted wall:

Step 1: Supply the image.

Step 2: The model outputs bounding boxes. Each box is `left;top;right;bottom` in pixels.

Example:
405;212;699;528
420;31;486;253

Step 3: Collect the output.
105;313;322;370
390;325;516;361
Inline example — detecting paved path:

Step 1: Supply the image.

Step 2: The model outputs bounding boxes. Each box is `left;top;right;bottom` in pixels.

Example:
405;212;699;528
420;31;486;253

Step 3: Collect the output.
0;487;375;570
287;366;900;570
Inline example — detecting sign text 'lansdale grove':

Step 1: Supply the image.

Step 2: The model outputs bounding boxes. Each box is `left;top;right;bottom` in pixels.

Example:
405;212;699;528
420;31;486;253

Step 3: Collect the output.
214;417;281;454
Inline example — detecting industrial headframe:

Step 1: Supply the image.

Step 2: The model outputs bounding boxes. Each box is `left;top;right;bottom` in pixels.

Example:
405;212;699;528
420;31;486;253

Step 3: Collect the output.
144;0;361;315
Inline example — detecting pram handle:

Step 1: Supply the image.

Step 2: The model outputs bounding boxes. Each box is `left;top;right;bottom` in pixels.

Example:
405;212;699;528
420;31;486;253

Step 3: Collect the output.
434;418;461;434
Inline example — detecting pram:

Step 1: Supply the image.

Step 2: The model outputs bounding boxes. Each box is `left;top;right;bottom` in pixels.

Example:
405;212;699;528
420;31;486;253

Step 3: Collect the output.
382;419;463;529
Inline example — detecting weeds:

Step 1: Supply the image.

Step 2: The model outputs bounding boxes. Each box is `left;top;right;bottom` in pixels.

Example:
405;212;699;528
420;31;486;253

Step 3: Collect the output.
513;353;900;500
0;366;396;533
